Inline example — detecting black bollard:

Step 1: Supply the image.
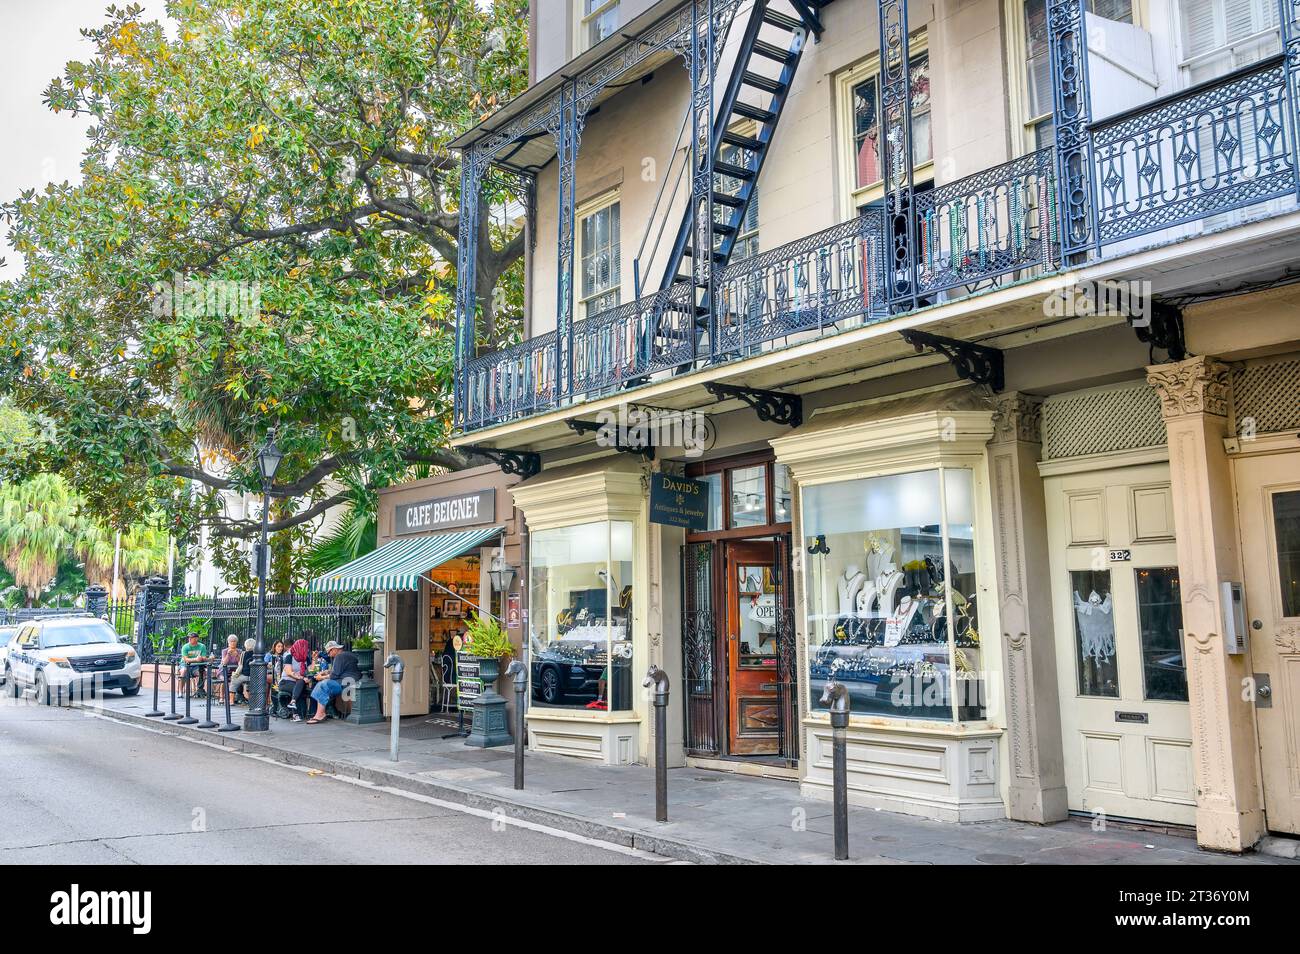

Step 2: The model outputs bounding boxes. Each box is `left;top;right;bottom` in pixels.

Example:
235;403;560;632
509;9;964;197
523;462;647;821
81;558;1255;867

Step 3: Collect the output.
179;661;197;725
642;665;670;822
820;678;851;861
198;665;217;728
163;657;181;721
506;660;526;790
218;664;240;733
145;658;164;717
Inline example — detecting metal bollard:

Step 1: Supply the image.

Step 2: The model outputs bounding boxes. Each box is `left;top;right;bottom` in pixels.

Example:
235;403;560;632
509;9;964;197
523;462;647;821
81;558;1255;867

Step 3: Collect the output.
145;657;164;717
163;658;181;721
820;678;851;861
642;665;670;822
218;664;240;733
383;654;403;762
506;659;526;790
179;662;197;725
198;665;217;729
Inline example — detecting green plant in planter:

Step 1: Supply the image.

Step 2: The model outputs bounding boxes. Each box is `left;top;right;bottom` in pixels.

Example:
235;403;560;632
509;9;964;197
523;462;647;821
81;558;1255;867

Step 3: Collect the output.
351;633;375;651
462;613;513;661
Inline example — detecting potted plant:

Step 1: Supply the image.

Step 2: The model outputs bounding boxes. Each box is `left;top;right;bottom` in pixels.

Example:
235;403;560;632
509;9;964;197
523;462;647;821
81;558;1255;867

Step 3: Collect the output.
350;632;376;676
462;612;513;687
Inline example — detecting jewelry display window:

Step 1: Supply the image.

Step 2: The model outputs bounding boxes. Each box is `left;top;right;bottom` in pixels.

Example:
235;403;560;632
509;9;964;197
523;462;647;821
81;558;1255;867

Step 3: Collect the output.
803;467;985;722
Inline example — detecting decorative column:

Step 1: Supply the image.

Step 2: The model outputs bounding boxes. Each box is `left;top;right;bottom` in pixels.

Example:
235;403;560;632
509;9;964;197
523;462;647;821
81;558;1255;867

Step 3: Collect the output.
1145;356;1266;852
1046;0;1094;262
547;84;582;403
988;394;1069;823
455;146;484;430
1280;0;1300;203
878;0;917;312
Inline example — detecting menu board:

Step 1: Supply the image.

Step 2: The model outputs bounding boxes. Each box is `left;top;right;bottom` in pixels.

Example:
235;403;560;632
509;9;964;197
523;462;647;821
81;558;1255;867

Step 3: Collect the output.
456;653;483;712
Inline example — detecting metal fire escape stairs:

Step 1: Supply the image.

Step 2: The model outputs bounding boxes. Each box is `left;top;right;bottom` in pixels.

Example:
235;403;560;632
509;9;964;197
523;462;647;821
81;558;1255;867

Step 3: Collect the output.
657;0;826;350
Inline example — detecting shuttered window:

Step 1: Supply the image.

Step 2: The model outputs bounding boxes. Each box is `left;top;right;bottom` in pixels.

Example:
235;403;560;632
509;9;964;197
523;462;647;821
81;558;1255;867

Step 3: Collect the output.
1179;0;1280;82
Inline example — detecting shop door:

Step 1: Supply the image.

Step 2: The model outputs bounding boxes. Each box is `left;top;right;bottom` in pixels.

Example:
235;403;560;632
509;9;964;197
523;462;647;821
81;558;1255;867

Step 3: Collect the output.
682;542;721;757
724;540;781;755
382;589;429;716
1046;465;1196;824
1233;449;1300;835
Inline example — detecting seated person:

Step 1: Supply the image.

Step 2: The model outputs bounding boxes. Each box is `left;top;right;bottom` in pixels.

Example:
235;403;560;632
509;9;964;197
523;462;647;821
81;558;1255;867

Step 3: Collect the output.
274;639;312;721
178;633;211;695
227;638;257;704
306;641;361;723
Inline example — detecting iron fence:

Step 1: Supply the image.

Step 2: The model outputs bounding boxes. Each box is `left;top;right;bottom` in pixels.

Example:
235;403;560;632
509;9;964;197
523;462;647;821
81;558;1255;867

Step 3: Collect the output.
151;592;373;660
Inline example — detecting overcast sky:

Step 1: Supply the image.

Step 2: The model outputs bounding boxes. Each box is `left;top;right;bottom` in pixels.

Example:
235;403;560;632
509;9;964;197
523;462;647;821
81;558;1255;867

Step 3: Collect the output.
0;0;165;280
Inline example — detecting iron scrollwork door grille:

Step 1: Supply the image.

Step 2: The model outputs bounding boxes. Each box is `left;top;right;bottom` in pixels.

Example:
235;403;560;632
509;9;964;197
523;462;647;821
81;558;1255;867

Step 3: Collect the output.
681;541;720;756
773;534;800;767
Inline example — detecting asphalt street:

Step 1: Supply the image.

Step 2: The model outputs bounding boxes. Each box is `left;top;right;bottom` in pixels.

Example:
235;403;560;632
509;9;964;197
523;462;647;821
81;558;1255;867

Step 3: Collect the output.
0;699;660;865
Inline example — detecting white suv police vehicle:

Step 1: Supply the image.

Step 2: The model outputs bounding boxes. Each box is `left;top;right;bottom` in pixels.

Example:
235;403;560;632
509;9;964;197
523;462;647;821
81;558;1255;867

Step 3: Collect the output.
5;616;142;704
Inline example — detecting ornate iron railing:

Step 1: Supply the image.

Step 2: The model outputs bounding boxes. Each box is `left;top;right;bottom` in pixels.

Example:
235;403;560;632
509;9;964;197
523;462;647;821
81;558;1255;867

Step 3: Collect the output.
1091;54;1295;245
456;55;1300;433
915;148;1059;296
714;210;887;356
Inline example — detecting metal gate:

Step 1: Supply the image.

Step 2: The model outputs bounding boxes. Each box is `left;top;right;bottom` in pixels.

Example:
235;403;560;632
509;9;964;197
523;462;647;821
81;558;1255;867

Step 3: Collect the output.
773;534;800;766
681;541;719;756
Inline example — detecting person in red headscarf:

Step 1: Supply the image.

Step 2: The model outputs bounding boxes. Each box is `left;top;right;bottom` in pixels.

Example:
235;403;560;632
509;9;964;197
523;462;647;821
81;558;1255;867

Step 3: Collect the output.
275;638;312;721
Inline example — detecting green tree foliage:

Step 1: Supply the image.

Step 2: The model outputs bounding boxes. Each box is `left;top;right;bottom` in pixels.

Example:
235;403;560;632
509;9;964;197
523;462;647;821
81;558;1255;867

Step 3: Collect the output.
0;0;529;553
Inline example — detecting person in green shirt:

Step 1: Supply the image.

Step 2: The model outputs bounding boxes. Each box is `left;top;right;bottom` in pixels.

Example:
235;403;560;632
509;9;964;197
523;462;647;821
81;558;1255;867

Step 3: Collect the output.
179;633;211;696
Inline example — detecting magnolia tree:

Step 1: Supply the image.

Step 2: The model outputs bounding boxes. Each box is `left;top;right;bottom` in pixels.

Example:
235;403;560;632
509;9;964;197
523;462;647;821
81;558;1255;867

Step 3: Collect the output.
0;0;528;560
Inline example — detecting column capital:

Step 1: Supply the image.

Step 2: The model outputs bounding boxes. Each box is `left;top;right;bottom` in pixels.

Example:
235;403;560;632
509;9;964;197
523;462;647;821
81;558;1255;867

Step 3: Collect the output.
1146;355;1231;420
990;392;1044;445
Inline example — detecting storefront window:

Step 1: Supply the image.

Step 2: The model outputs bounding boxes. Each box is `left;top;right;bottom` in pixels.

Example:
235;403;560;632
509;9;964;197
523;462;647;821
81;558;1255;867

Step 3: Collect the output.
1071;569;1118;697
729;465;768;529
803;468;984;722
529;521;634;712
1136;567;1186;701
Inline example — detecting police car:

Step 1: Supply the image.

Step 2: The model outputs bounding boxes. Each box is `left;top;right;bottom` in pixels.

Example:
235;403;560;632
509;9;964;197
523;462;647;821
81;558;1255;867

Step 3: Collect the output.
5;616;142;704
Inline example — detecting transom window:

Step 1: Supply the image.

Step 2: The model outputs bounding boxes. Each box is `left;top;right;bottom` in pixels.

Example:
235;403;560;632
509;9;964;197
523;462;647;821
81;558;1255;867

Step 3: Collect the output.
578;194;620;318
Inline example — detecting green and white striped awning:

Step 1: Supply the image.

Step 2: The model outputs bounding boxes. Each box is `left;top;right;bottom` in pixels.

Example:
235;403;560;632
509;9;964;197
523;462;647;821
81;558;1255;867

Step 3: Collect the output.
308;525;503;593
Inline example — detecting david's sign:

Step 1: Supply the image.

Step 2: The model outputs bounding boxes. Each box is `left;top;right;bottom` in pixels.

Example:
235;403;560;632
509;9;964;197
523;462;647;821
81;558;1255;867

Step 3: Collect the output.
397;489;495;535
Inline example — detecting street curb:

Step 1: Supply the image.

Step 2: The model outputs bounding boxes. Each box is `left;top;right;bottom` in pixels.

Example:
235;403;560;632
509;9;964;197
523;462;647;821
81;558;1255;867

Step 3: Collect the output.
92;706;766;865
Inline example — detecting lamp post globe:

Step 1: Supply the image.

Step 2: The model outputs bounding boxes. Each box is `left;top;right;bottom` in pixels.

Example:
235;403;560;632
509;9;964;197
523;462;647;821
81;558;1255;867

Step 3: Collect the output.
244;429;283;732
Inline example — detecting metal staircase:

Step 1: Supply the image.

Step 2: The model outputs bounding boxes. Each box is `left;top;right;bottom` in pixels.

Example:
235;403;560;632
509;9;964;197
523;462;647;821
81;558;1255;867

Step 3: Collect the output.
659;0;826;326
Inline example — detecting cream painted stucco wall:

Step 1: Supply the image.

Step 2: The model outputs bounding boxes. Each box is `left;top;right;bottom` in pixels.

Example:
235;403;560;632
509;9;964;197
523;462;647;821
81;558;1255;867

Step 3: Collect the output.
526;0;1015;335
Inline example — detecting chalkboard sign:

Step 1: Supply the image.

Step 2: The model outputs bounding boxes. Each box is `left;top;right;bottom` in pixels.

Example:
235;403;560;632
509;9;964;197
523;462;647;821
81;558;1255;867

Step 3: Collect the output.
456;653;483;712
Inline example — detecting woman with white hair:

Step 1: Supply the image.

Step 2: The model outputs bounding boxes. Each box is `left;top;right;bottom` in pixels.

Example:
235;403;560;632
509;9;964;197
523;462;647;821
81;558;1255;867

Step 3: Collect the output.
227;637;257;705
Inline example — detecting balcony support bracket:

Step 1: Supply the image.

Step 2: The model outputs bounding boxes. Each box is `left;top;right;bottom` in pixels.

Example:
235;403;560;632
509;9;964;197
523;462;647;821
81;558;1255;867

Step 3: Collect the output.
704;382;803;428
901;329;1005;393
462;445;542;480
1131;302;1187;362
567;420;656;460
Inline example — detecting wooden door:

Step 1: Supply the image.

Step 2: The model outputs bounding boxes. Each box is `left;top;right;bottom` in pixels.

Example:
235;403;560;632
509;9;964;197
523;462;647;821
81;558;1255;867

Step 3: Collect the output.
725;540;780;755
1047;464;1195;824
1233;448;1300;835
381;588;429;715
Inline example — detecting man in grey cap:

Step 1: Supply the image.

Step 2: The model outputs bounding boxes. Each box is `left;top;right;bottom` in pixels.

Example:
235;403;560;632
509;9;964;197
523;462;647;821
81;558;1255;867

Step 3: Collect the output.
307;640;361;723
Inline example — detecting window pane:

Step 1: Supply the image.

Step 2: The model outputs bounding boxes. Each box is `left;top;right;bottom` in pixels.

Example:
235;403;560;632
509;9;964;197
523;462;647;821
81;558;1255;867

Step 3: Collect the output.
804;469;953;721
699;472;723;531
528;522;613;711
1136;567;1187;701
579;201;621;315
609;520;634;711
586;0;620;46
852;79;881;189
773;463;792;523
1071;570;1118;697
729;465;768;528
1273;490;1300;617
1088;0;1133;23
943;469;984;720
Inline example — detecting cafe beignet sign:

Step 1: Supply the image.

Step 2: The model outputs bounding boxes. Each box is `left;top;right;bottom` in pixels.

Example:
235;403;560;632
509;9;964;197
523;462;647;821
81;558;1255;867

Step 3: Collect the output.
397;489;495;535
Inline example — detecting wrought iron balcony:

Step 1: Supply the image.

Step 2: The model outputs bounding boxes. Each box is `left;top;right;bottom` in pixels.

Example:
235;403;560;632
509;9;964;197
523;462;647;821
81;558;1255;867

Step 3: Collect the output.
452;0;1300;436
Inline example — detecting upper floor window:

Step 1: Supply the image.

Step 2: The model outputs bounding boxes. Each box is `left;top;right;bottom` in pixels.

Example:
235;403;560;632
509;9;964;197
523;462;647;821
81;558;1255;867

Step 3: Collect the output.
1018;0;1135;152
1178;0;1279;83
837;41;933;217
579;193;621;318
578;0;621;54
718;126;760;261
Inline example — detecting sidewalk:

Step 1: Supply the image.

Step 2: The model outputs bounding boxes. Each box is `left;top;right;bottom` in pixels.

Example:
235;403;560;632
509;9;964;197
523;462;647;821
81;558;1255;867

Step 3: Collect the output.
89;694;1294;865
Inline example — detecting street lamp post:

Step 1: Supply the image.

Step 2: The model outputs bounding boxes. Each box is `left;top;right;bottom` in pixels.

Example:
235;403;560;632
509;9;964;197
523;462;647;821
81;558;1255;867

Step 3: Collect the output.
243;430;283;732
